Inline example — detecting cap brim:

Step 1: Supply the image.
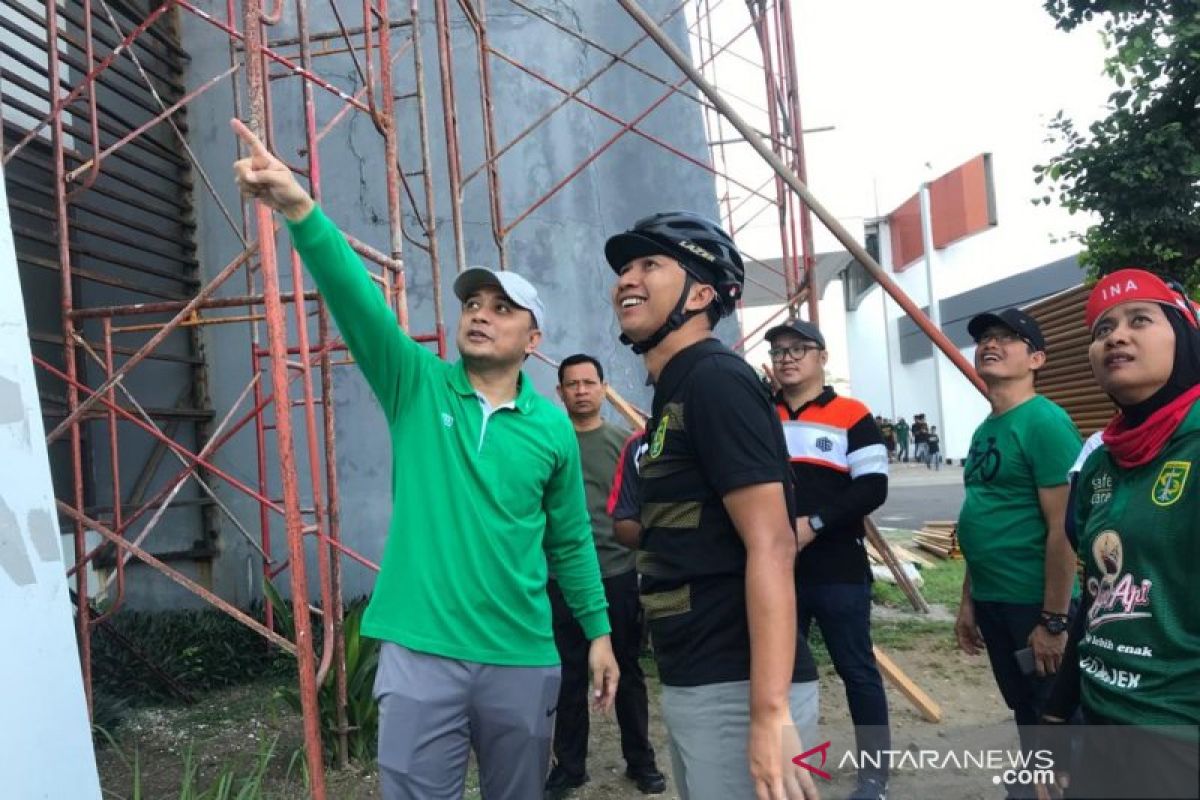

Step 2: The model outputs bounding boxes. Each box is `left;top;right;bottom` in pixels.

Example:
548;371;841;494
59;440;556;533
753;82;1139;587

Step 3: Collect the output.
966;312;1008;341
453;267;504;303
604;232;672;272
763;324;795;342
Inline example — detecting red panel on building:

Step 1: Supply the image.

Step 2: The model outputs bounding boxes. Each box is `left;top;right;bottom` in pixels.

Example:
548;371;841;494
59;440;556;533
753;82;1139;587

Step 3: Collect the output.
888;195;924;273
887;154;996;272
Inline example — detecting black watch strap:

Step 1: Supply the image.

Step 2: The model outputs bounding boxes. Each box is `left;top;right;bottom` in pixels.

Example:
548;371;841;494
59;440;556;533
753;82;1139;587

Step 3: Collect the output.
1039;610;1069;634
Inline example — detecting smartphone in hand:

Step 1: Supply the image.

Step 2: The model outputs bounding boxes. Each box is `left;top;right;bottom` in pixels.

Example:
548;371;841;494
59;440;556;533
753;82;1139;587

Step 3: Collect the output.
1014;646;1036;676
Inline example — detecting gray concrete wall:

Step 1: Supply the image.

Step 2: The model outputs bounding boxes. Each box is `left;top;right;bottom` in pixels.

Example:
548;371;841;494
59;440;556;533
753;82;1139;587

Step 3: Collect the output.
181;1;722;605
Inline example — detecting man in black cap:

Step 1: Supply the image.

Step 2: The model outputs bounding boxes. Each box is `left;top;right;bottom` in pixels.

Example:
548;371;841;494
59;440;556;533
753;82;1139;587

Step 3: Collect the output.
765;318;892;800
953;308;1081;796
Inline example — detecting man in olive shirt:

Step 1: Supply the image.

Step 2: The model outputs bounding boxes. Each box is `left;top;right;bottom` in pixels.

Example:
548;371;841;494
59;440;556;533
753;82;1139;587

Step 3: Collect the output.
547;354;666;797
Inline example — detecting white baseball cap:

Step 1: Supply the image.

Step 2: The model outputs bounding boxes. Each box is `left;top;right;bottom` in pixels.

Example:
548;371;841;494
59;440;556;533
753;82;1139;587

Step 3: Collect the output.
452;266;546;329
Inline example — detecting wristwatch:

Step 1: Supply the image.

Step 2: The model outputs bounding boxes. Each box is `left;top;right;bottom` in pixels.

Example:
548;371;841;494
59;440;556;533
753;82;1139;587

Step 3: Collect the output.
808;514;825;533
1039;611;1069;635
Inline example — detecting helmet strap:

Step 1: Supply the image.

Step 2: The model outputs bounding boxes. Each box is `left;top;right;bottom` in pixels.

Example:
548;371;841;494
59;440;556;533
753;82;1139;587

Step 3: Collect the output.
621;275;706;355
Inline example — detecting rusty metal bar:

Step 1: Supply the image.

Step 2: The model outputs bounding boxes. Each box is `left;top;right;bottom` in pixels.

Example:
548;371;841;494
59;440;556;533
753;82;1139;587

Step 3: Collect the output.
433;0;466;272
485;46;775;208
58;502;298;654
240;0;328;784
45;240;265;443
457;0;505;268
4;0;179;166
501;16;760;236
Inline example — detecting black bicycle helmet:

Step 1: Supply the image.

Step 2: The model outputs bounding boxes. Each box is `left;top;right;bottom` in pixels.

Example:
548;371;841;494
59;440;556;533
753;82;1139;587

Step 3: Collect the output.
606;211;745;316
605;211;745;353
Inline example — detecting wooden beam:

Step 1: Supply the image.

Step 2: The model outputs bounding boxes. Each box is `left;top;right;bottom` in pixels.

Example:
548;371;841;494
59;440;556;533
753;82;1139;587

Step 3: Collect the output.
605;385;647;430
866;517;930;613
874;646;942;723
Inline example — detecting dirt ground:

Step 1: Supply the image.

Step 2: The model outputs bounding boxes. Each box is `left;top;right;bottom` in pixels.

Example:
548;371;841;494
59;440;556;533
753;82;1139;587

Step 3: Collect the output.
97;610;1027;800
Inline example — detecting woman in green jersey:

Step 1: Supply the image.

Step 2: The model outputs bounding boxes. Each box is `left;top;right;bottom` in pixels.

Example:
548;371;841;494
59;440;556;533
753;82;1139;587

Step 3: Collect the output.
1044;268;1200;799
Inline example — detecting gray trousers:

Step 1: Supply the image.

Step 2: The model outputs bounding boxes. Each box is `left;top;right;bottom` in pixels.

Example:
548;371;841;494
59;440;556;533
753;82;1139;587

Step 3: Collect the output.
374;642;562;800
661;680;820;800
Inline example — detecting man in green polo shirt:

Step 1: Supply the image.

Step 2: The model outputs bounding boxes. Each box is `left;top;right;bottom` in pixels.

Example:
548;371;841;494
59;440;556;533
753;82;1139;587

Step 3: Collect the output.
954;307;1080;796
231;119;617;800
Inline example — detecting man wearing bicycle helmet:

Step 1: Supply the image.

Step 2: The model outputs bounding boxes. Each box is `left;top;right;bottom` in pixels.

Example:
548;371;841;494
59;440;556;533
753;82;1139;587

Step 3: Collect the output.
606;212;819;800
953;307;1081;797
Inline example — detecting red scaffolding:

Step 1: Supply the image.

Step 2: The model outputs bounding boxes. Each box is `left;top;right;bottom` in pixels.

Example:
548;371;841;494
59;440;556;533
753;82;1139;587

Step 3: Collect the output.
1;0;980;795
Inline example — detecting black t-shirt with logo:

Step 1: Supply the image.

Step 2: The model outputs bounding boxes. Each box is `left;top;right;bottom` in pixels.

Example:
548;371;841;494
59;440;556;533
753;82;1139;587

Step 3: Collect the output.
638;338;818;687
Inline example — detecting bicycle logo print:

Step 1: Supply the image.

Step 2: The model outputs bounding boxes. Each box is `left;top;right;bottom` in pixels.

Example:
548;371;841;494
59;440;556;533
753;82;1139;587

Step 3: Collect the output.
964;436;1002;482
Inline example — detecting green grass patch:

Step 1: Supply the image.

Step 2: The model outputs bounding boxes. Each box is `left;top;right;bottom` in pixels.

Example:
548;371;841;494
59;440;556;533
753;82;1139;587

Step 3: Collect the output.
870;618;955;651
871;553;966;609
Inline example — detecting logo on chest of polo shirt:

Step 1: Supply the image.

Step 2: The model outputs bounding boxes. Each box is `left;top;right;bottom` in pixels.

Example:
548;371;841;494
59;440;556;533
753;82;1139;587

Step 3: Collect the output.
815;436;833;453
1151;460;1190;507
649;413;670;459
441;412;455;428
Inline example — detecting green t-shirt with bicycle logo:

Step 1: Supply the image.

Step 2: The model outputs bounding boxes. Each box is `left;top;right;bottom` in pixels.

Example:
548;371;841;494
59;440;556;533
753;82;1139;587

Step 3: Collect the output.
958;395;1082;603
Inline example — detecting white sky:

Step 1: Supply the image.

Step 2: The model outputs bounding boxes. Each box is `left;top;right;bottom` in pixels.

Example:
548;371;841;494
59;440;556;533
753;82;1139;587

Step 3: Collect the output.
690;0;1116;376
694;0;1114;258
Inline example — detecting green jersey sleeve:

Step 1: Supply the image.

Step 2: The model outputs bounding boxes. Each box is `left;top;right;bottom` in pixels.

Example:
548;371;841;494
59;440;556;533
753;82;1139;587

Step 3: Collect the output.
286;206;434;421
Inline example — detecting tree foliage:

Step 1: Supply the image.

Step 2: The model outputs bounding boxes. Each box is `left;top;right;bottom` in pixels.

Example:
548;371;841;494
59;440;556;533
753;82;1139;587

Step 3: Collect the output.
1035;0;1200;291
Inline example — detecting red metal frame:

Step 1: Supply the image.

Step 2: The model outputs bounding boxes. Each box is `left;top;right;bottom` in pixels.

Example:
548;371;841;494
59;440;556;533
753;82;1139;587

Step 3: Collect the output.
1;1;982;796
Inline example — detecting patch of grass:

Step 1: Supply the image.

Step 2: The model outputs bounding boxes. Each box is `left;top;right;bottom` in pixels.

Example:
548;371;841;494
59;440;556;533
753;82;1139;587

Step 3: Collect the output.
870;618;955;652
871;553;966;609
100;730;281;800
808;616;954;660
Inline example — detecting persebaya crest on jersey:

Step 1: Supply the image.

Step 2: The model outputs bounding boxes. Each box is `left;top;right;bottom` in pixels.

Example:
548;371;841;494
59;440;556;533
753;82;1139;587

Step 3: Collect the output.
650;413;670;459
1151;460;1191;507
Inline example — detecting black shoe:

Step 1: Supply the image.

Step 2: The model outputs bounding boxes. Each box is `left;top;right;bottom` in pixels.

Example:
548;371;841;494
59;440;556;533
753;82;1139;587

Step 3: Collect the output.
544;765;588;799
625;765;667;794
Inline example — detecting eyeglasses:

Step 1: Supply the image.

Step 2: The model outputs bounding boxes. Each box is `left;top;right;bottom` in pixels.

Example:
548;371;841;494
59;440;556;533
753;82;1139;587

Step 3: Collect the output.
768;344;821;361
974;330;1023;346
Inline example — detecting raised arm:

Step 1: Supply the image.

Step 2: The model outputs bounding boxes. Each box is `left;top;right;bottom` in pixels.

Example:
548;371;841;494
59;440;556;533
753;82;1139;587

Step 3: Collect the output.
231;119;429;418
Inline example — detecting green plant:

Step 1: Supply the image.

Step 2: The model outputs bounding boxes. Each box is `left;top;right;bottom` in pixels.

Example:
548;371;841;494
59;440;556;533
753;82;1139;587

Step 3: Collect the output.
100;731;278;800
91;602;292;733
265;582;380;765
1035;0;1200;290
182;737;277;800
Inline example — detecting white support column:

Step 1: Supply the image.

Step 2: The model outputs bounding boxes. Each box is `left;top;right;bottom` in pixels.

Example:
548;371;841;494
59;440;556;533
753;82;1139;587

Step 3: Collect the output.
919;182;948;443
0;161;102;798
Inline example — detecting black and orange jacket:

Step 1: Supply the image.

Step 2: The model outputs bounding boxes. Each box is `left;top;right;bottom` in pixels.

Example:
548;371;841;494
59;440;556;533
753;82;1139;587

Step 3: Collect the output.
776;386;889;584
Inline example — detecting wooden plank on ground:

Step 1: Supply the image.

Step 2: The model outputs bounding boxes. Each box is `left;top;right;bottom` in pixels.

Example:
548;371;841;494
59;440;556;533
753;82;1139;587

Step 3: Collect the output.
913;541;952;558
874;646;942;723
890;543;936;569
